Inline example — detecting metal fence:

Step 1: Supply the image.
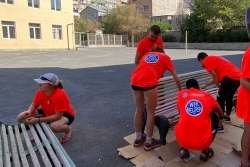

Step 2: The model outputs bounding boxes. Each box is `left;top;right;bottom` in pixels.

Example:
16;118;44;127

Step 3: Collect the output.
87;33;128;47
75;32;85;47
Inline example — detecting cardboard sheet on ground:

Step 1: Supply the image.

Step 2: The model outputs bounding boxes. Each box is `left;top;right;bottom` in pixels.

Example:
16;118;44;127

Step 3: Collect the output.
119;123;243;166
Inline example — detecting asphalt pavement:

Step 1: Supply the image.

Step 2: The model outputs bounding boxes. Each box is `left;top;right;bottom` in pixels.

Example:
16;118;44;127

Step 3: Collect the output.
0;47;245;166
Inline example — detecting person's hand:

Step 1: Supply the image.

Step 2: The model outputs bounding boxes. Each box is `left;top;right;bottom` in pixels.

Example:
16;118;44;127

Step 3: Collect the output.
17;111;31;122
201;84;207;90
216;88;220;98
26;117;39;125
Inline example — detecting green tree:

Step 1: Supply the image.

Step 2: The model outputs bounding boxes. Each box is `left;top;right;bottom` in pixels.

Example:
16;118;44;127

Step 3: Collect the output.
147;21;171;33
102;4;149;35
74;18;101;33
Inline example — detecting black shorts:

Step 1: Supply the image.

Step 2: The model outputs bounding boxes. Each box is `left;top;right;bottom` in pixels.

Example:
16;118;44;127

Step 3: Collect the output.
131;85;157;91
37;109;74;125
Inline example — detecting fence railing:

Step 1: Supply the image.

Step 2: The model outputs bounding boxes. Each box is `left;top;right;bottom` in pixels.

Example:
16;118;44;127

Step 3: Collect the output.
87;33;128;47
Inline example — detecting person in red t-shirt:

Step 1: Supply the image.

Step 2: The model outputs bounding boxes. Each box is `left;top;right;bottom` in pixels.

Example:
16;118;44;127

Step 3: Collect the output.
197;52;240;132
17;73;75;144
131;46;181;151
236;47;250;167
175;79;223;161
134;25;164;66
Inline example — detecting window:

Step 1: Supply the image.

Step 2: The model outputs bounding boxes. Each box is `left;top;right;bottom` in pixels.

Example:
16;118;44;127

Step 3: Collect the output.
1;21;16;39
52;25;62;40
28;0;39;8
0;0;13;4
29;23;41;39
144;5;149;11
51;0;61;11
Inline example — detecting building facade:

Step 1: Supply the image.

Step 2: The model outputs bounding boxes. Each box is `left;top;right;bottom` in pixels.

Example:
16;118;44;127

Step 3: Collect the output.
0;0;74;49
80;6;106;22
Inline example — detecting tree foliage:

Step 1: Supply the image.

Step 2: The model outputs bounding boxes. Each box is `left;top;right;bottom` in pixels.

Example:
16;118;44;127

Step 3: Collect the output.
190;0;250;32
74;18;101;33
102;4;150;35
147;21;171;33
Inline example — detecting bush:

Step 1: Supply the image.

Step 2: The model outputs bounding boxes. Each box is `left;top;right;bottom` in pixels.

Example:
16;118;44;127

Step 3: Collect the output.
162;34;176;42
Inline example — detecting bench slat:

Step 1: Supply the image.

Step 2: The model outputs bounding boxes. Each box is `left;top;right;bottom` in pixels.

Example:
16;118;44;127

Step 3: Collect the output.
1;124;11;167
30;125;53;167
14;125;29;167
34;124;62;167
21;124;41;167
41;123;76;167
7;126;20;167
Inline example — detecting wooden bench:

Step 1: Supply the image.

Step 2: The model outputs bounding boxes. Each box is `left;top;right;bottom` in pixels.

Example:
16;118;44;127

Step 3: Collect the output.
0;122;76;167
155;69;238;127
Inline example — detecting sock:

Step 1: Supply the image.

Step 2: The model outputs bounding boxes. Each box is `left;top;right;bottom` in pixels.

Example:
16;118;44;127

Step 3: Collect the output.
136;132;141;140
146;136;152;144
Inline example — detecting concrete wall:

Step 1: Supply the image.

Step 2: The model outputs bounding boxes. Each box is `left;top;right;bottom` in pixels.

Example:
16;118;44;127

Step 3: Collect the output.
128;42;250;51
0;0;74;49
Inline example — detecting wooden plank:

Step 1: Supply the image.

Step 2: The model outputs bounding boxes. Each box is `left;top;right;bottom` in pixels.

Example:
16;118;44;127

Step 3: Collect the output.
30;125;53;167
0;124;3;167
14;125;29;167
1;124;11;167
41;123;76;167
34;124;62;167
7;126;20;167
21;124;41;167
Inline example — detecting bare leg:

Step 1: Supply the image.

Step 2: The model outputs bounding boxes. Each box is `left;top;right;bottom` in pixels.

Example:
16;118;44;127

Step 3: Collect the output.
50;116;71;138
241;122;250;166
132;89;145;137
144;88;158;138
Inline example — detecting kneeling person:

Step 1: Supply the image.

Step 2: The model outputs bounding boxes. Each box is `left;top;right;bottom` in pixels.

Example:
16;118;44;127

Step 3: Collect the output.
175;79;223;161
141;109;169;146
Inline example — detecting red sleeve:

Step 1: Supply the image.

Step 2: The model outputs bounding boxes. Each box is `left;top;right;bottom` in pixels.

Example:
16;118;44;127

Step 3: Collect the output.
203;57;217;72
158;37;164;48
54;95;69;113
165;55;175;71
136;40;145;54
33;90;42;106
241;49;250;78
210;95;219;109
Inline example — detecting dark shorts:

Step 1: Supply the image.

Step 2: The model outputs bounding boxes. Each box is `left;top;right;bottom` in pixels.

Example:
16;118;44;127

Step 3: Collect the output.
37;109;74;125
131;85;157;91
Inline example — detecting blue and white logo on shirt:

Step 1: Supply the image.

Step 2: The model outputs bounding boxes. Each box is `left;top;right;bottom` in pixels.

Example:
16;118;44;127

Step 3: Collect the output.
185;100;203;116
145;54;159;63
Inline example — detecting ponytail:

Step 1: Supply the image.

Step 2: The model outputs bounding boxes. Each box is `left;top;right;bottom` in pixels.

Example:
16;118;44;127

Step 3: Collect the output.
56;81;63;89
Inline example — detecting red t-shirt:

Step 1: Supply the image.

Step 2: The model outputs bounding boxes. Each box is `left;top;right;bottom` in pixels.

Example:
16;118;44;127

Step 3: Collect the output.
136;36;164;57
175;88;218;150
131;52;174;87
236;47;250;122
33;89;75;117
203;56;240;82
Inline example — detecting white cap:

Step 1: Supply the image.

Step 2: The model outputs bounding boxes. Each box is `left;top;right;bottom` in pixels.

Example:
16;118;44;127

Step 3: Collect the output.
34;73;59;86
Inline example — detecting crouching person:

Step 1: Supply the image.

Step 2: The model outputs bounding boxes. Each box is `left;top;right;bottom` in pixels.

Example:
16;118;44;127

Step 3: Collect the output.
175;79;223;161
141;109;169;146
17;73;75;144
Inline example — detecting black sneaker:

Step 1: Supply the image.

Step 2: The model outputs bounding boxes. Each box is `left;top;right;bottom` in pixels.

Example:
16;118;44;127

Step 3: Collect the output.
134;134;146;147
144;138;162;151
218;126;225;133
223;116;231;123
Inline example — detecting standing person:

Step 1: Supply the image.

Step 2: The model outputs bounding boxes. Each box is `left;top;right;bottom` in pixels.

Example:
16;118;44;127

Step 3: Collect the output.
175;79;224;161
17;73;75;144
134;25;163;66
131;46;181;151
236;47;250;167
197;52;240;132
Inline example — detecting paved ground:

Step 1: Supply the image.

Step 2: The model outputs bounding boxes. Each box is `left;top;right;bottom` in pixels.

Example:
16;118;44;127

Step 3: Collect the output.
0;47;245;167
